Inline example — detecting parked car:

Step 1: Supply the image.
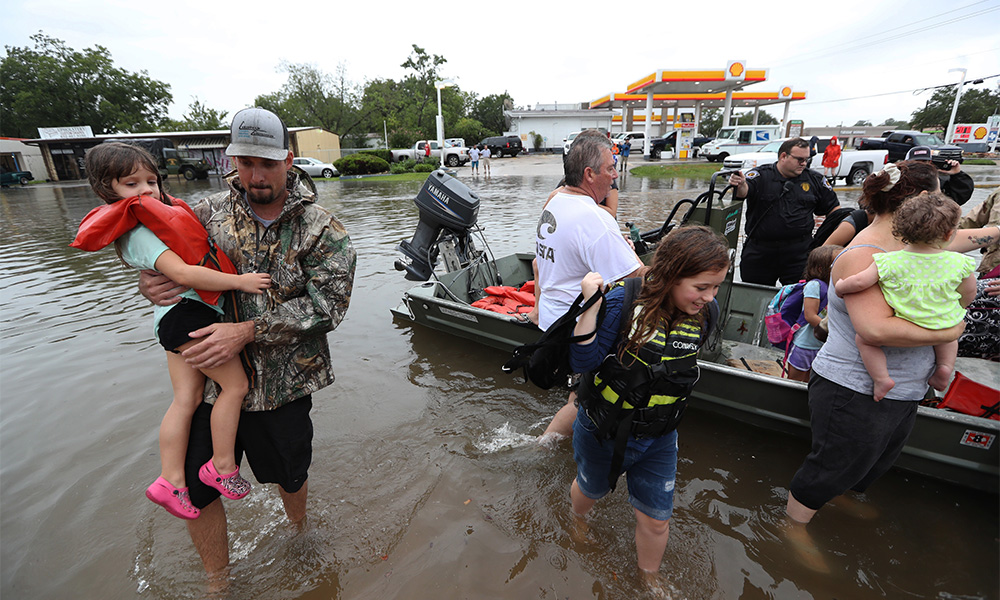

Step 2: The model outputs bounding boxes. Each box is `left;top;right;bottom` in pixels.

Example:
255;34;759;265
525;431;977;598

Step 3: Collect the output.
612;130;647;153
648;131;715;159
700;125;783;162
723;138;888;186
479;135;523;158
562;128;609;156
0;168;33;186
562;131;581;156
390;141;469;167
292;157;339;178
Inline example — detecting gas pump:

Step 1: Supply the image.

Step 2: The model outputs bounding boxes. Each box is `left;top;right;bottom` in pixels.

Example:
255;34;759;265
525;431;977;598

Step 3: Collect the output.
676;112;696;160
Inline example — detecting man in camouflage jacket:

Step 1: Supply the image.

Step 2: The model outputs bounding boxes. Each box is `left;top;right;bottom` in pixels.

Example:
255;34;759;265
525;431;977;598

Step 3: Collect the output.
140;108;355;576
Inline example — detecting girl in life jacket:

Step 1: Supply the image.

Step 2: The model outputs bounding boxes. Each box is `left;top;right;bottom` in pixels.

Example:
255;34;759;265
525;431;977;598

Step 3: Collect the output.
71;143;271;520
566;225;729;593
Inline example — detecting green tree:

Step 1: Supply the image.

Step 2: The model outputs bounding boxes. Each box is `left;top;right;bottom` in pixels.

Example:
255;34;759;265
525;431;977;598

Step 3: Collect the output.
255;61;365;137
0;32;172;137
158;97;229;131
450;117;490;145
468;92;513;135
879;117;909;127
910;86;1000;130
398;45;448;135
854;119;873;126
732;110;778;125
699;108;722;136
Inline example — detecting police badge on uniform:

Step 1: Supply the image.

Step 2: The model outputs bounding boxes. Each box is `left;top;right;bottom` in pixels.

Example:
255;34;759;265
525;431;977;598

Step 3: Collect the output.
746;170;759;179
801;182;810;192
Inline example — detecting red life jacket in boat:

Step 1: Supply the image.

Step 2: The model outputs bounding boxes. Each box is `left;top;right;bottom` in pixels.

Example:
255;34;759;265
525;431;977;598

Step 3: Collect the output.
70;194;237;306
470;284;536;315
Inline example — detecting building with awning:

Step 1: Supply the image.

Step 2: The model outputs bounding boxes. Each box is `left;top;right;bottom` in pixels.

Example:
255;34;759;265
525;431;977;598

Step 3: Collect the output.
23;127;340;181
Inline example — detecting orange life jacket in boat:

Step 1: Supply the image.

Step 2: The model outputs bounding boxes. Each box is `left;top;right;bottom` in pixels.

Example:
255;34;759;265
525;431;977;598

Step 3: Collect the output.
70;194;237;306
470;284;536;315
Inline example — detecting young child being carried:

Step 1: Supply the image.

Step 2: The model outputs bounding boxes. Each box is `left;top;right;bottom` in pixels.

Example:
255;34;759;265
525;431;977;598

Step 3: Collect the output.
71;143;270;519
835;192;977;400
785;245;842;382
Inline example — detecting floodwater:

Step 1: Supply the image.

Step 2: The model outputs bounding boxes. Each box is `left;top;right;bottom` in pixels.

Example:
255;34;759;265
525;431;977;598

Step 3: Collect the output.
2;161;998;600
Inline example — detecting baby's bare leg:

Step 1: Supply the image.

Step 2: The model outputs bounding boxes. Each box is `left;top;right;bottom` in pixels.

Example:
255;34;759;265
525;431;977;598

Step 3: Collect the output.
927;339;958;392
855;333;894;401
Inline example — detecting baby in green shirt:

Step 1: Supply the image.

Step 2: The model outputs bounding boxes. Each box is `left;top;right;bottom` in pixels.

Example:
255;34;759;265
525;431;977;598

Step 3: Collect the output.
836;192;977;400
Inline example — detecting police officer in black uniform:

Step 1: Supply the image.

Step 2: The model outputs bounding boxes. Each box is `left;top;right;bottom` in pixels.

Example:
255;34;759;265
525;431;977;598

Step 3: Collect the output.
729;138;840;286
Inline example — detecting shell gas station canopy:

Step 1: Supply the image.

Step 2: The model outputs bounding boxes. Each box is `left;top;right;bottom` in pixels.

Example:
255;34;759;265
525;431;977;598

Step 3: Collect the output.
589;61;808;157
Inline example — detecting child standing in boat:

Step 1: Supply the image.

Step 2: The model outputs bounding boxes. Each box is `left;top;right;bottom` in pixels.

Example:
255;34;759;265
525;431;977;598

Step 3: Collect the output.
567;225;728;595
71;143;270;519
835;191;977;400
785;245;842;382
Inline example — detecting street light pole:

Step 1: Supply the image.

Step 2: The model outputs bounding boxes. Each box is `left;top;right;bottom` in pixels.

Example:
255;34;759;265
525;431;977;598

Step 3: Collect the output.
945;68;967;145
435;79;455;162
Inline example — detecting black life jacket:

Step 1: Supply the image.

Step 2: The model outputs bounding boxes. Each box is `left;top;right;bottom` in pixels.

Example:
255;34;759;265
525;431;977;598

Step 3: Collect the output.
578;277;717;490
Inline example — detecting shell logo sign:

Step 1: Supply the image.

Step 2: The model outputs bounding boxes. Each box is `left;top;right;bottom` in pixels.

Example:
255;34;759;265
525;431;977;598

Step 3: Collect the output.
779;86;793;99
974;126;988;139
726;60;746;81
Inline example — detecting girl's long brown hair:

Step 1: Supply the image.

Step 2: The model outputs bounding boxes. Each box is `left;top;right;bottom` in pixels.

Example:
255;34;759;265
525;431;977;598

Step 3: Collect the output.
621;225;730;360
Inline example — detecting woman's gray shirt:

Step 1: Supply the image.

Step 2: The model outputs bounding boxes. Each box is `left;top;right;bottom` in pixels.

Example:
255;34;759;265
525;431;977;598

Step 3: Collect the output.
811;248;934;400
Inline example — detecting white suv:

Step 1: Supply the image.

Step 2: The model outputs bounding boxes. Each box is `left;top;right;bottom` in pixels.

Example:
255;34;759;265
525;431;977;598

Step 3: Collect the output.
562;131;581;156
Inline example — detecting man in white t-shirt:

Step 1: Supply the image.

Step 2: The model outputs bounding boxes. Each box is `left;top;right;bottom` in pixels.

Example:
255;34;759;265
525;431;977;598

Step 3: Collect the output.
481;146;492;175
468;146;480;174
536;135;641;330
535;133;642;441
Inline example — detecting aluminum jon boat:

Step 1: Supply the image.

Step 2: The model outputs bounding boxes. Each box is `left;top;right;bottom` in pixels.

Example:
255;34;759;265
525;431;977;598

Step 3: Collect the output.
390;170;999;493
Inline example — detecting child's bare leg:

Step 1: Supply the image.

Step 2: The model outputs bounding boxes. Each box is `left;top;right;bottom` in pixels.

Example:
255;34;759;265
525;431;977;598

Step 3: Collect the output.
855;333;894;401
927;339;958;391
198;358;249;475
163;352;208;488
568;478;598;546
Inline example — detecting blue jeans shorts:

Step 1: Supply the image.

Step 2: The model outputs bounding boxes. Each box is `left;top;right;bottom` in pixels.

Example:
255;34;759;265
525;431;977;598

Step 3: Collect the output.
572;407;678;521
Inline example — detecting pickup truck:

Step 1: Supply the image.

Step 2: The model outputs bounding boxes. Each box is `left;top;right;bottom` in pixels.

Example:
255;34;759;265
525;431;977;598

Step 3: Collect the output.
648;131;715;159
0;168;33;186
390;141;469;167
723;138;888;186
856;130;962;165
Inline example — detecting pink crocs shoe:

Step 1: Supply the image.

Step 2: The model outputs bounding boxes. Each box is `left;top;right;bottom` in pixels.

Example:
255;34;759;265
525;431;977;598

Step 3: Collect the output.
146;477;200;520
198;460;251;500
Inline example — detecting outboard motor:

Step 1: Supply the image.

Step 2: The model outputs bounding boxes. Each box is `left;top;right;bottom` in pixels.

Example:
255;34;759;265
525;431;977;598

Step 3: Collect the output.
395;170;480;281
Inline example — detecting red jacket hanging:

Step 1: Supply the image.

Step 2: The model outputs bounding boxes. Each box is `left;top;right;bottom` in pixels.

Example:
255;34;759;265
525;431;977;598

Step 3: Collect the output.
70;194;237;306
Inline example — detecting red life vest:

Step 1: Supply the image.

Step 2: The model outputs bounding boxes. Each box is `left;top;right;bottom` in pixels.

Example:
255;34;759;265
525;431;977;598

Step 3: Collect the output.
70;194;237;306
470;283;536;315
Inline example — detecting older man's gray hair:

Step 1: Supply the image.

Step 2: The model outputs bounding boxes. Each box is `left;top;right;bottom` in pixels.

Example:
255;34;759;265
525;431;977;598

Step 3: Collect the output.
564;133;612;187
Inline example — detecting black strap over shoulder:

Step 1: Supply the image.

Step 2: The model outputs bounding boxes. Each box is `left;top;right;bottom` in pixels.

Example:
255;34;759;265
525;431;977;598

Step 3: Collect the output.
502;289;606;390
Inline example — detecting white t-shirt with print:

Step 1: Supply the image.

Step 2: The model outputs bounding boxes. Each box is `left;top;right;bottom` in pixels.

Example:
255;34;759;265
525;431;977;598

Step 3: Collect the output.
535;191;641;330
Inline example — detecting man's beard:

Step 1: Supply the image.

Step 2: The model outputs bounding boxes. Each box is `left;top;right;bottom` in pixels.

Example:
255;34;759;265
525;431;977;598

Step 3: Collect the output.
247;185;280;205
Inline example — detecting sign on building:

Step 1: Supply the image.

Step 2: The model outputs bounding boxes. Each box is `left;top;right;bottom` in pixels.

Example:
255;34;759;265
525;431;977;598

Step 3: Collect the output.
37;126;94;140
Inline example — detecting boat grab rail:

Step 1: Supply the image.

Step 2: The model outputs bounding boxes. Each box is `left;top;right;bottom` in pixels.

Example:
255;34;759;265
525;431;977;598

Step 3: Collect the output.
637;169;742;244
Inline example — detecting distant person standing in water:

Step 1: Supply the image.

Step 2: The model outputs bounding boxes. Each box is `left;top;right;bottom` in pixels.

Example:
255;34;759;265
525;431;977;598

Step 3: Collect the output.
481;145;492;175
468;145;480;175
620;139;631;172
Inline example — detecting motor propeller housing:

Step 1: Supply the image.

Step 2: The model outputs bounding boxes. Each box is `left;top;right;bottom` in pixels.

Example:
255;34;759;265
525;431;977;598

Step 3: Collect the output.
395;170;480;281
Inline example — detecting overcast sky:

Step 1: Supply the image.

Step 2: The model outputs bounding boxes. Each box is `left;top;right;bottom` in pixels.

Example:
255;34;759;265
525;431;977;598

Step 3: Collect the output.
3;0;999;131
